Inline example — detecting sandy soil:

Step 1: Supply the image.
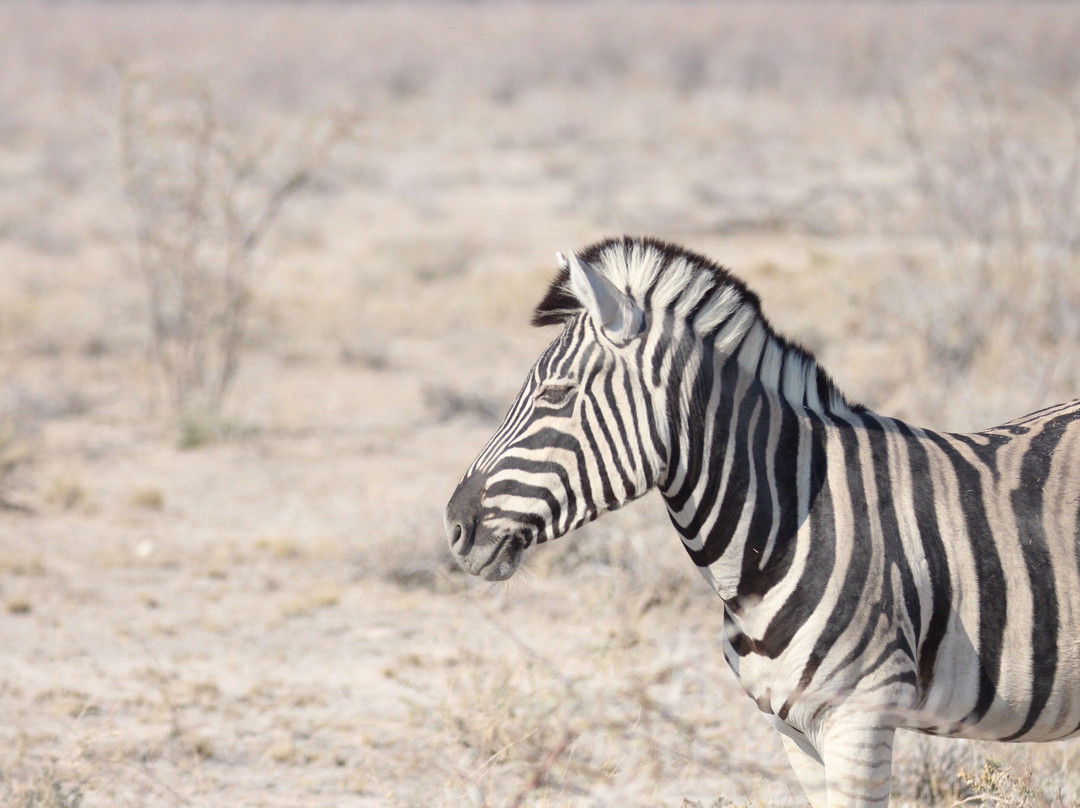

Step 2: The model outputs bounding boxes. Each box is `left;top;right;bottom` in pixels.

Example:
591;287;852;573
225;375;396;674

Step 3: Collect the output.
2;3;1080;806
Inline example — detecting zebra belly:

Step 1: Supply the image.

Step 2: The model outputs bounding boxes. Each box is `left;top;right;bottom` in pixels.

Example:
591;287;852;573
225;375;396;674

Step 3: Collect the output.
914;604;1080;742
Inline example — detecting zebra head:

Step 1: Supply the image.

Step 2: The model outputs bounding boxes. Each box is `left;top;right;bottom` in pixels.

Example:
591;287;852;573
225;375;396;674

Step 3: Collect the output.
445;246;670;580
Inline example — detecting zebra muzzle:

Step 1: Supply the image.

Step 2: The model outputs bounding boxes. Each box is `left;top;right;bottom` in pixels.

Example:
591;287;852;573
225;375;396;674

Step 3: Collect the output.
445;472;532;580
445;472;483;561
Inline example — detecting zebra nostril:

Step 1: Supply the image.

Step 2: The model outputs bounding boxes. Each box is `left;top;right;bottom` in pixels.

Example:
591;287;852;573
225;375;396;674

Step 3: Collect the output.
446;473;483;555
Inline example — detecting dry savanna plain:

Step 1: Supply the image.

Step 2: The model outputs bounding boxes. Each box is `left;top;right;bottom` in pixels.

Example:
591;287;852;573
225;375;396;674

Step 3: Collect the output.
3;2;1080;806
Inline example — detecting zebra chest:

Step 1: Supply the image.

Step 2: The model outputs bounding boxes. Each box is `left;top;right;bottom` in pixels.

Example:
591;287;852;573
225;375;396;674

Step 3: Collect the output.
721;606;811;727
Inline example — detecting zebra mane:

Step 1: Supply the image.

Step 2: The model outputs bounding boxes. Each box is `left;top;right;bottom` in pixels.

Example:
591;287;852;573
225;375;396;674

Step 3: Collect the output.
532;236;860;414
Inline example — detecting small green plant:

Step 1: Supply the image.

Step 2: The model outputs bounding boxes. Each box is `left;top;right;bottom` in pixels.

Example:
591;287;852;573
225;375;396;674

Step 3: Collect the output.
176;407;255;450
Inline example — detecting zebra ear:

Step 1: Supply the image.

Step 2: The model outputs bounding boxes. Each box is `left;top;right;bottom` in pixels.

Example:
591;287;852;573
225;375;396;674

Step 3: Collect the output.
561;251;645;345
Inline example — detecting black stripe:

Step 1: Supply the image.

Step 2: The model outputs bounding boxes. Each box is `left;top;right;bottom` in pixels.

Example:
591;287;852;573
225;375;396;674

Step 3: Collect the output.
651;313;677;389
497;457;578;533
829;580;897;681
857;636;908;683
926;432;1006;728
1001;412;1076;739
756;415;833;660
620;365;655;486
894;421;952;703
738;397;815;609
667;337;716;512
683;361;758;566
636;320;668;463
735;387;781;600
785;417;875;712
482;509;547;537
869;670;918;693
515;427;594;517
579;385;617;509
485;480;563;530
594;367;635;496
866;419;921;657
657;319;693;490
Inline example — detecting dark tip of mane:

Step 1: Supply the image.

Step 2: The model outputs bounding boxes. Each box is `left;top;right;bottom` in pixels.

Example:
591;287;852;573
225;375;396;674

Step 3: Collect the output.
530;265;577;327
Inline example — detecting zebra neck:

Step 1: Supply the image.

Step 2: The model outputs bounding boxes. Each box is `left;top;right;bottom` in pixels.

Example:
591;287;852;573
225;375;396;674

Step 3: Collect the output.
664;370;815;593
660;322;844;604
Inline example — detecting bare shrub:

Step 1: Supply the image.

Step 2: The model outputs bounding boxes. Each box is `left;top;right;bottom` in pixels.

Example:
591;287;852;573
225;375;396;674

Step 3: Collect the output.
895;55;1080;427
892;734;1080;808
119;70;354;435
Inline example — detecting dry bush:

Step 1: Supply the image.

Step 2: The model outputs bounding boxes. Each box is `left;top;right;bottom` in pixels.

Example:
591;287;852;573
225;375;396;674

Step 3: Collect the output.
891;733;1080;808
893;736;977;806
0;766;86;808
895;55;1080;427
955;759;1042;807
119;70;354;439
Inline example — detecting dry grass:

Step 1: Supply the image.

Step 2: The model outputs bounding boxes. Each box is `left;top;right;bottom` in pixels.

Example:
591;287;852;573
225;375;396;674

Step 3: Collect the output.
1;2;1080;806
892;55;1080;429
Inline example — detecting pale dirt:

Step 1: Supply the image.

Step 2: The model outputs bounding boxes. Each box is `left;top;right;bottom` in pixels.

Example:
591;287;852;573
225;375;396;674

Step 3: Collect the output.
2;3;1080;807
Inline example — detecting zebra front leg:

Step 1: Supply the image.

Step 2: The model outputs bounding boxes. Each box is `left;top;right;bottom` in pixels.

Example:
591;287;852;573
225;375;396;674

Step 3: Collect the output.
819;718;895;808
779;733;827;808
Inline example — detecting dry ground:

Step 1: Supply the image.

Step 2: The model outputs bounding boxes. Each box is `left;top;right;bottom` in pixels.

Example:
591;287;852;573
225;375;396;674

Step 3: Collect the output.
2;2;1080;806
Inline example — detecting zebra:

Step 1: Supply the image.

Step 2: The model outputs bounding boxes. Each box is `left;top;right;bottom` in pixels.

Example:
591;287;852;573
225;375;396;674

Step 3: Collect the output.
443;236;1080;807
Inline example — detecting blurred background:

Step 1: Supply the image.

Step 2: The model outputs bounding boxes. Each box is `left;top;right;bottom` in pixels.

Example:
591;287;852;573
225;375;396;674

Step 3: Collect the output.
1;2;1079;806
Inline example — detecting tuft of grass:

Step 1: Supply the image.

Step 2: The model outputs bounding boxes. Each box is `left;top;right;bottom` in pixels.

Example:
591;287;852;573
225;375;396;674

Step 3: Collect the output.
0;767;85;808
128;487;165;511
254;535;302;560
6;597;32;615
0;388;35;513
190;736;214;761
44;477;86;511
279;586;341;619
895;737;973;805
177;409;254;449
338;337;390;370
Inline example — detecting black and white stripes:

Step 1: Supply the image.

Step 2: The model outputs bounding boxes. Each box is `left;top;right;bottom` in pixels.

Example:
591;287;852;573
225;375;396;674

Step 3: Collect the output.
445;237;1080;807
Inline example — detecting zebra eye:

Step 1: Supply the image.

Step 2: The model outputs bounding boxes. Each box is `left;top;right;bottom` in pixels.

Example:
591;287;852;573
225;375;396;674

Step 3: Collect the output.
536;384;575;408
